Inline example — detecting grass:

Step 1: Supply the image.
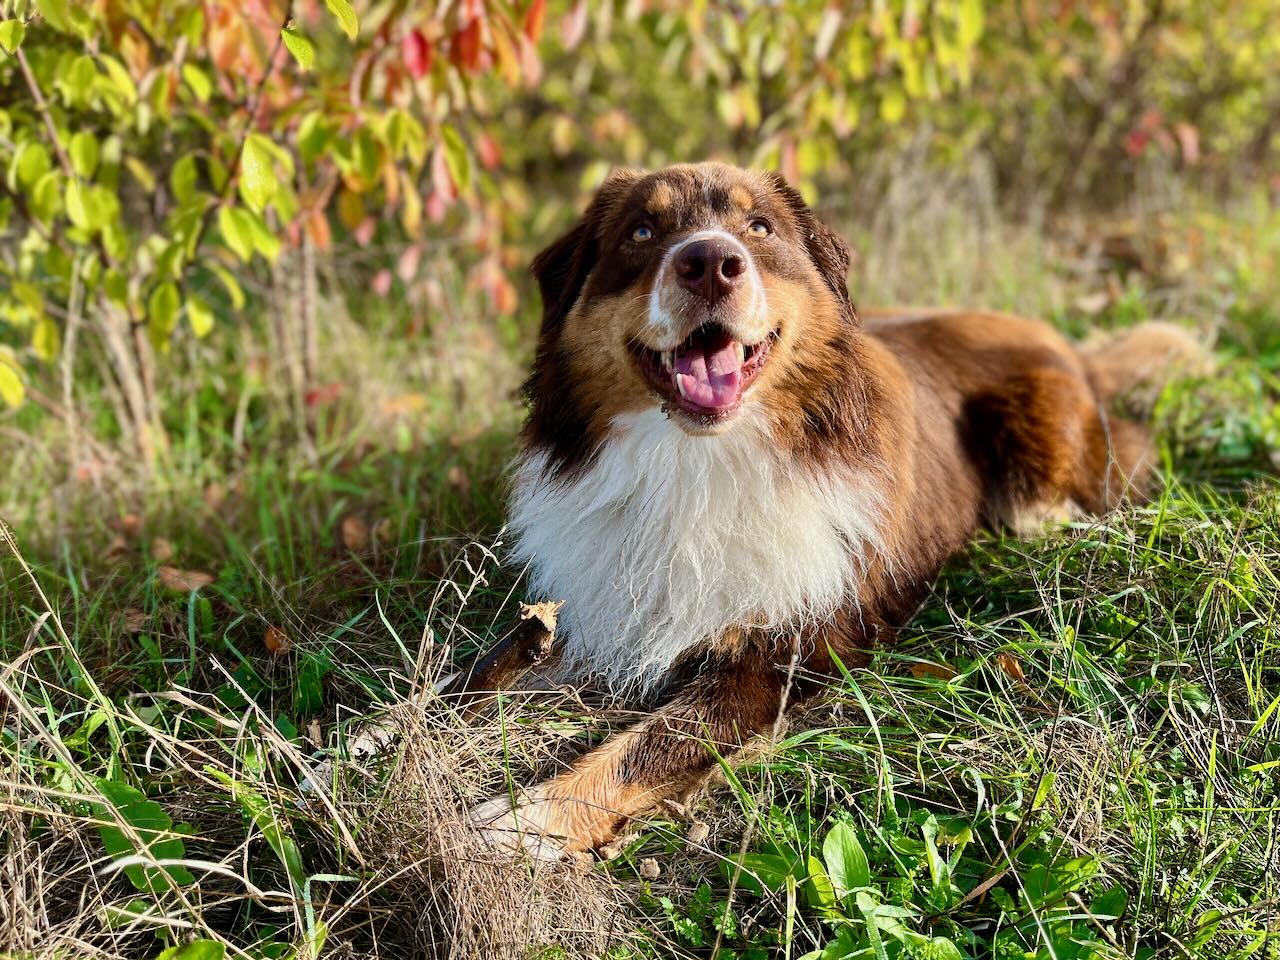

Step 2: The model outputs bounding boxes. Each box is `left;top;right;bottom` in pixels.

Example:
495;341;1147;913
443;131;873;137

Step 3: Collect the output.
2;176;1279;960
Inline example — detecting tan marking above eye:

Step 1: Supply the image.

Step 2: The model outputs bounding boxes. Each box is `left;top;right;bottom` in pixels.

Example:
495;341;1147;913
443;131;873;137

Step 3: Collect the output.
729;185;755;210
646;181;676;214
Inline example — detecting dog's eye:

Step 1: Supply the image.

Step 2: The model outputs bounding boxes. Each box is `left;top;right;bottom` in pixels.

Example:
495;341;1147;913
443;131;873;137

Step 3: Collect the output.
747;219;772;238
631;224;654;243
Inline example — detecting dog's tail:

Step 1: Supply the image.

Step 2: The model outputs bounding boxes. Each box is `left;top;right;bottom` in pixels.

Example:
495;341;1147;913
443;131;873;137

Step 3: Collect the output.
1080;322;1213;411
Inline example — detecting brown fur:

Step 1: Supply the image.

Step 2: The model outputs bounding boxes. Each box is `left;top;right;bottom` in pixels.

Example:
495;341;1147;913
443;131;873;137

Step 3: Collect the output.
484;163;1201;856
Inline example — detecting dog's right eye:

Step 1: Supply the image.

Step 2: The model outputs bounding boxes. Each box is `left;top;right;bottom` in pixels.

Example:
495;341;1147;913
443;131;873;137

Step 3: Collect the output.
631;224;655;243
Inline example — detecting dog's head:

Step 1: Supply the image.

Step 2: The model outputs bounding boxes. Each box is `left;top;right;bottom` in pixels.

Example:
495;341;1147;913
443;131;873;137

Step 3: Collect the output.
525;163;859;468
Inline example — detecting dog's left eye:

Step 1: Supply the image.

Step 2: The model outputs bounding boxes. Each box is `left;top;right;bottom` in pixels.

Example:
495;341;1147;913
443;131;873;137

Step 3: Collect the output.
747;219;772;238
631;224;655;243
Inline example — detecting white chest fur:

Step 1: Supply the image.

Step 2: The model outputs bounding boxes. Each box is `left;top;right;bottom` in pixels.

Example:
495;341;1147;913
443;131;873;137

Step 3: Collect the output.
507;409;885;693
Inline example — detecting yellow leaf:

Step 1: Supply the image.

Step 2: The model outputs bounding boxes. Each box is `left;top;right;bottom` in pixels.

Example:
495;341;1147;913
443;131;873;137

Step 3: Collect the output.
187;295;214;339
0;350;24;408
32;316;60;361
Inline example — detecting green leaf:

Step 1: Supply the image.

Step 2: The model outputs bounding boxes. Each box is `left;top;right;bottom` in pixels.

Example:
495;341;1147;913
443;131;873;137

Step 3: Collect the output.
99;54;137;104
210;263;245;310
238;133;278;213
61;54;98;106
297;112;332;165
244;207;281;262
153;940;227;960
65;179;94;230
147;282;180;350
181;63;212;103
281;26;315;71
802;855;838;912
205;768;307;894
16;141;52;187
171;153;198;205
218;205;254;262
441;123;472;193
30;171;60;222
187;295;214;339
1091;883;1129;921
32;315;60;361
0;19;26;53
36;0;72;33
822;821;871;899
324;0;358;39
93;778;194;893
69;131;99;178
0;350;24;408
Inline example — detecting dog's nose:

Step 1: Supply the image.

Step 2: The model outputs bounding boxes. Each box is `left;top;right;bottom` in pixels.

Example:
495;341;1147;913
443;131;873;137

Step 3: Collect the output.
674;238;746;306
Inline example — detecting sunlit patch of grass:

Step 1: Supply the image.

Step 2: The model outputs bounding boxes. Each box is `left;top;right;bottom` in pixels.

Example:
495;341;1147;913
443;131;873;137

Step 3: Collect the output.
2;183;1278;958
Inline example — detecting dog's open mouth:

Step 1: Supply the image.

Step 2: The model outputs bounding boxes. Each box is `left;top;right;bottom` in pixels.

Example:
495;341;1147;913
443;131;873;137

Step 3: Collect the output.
631;323;777;421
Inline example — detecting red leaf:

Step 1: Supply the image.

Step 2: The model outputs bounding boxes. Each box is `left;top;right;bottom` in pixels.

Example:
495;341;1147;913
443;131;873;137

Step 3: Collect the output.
450;17;484;73
523;0;547;42
372;269;393;296
402;28;433;79
476;132;502;170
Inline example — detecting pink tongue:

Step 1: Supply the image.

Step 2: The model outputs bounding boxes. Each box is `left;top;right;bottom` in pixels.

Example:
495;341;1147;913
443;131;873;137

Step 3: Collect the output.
674;338;742;409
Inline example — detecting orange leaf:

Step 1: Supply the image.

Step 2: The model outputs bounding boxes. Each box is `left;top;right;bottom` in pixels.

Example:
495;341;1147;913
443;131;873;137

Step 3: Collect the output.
304;209;332;252
995;651;1027;683
910;661;958;681
264;625;292;655
523;0;547;42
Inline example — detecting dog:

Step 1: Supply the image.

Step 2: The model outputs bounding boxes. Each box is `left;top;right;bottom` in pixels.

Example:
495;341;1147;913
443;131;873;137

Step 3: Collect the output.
468;162;1203;860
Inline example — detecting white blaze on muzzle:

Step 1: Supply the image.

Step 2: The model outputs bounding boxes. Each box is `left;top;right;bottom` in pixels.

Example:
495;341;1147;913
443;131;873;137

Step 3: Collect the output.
646;229;768;344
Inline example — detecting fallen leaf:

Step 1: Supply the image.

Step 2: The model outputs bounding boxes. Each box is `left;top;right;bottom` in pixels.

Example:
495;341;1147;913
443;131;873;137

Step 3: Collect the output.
150;537;174;563
119;608;150;634
686;821;710;846
373;518;396;543
1074;291;1110;315
203;482;227;510
597;839;624;862
995;651;1027;683
114;513;143;539
638;857;661;880
103;536;129;561
264;625;292;655
156;566;214;593
446;464;471;494
910;661;957;681
340;515;370;551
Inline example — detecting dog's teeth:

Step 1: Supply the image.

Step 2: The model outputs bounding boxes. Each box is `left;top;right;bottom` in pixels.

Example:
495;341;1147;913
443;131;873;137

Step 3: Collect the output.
661;351;673;371
735;342;745;365
676;374;689;400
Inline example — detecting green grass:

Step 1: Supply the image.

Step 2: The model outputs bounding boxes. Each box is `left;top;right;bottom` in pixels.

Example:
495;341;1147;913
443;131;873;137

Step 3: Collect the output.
2;187;1279;960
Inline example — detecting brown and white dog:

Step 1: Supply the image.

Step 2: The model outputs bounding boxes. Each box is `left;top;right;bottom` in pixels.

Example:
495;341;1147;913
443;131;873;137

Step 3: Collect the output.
469;162;1201;860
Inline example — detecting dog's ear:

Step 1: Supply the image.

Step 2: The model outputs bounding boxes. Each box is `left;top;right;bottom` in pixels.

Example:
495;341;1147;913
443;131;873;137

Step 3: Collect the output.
767;172;858;325
531;168;644;333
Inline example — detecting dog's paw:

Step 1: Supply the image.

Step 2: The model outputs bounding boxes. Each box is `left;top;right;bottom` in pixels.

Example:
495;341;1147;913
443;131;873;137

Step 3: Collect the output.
468;787;567;862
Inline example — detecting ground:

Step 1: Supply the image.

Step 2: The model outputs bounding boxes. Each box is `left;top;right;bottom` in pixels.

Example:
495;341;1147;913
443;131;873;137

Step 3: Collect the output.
2;181;1279;959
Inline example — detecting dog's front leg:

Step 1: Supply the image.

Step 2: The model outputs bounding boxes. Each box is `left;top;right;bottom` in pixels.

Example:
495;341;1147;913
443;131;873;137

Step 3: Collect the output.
470;646;794;860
